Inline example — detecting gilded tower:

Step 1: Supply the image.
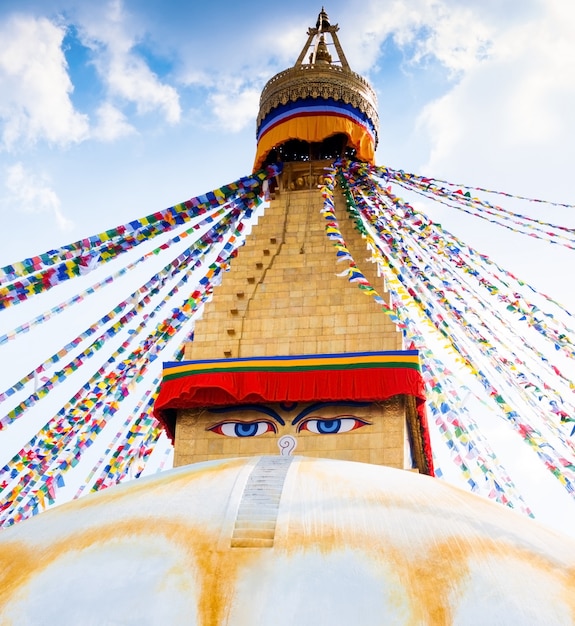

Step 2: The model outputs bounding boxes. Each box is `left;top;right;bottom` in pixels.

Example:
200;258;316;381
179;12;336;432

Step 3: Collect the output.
155;9;433;475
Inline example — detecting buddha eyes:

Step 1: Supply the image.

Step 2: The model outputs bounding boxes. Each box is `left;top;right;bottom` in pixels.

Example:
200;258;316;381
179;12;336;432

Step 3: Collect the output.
298;417;369;434
208;416;369;437
208;421;276;437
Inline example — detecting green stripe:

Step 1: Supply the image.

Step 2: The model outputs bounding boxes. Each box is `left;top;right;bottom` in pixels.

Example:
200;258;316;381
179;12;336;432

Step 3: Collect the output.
163;360;420;381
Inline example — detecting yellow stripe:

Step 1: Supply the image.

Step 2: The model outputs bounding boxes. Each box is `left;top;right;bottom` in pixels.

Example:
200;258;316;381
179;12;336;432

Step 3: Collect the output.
164;354;419;376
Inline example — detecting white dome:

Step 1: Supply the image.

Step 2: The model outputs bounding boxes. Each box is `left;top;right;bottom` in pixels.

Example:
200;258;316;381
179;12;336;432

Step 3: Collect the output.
1;456;574;625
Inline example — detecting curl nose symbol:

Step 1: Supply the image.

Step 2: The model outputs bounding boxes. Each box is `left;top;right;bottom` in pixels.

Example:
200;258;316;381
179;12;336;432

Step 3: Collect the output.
278;435;297;456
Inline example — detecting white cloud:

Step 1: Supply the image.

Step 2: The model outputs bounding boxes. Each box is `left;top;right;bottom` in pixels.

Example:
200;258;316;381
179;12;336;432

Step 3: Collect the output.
106;54;181;123
417;0;575;193
335;0;495;76
209;87;260;133
78;0;181;125
0;14;90;149
92;102;136;142
256;21;312;69
175;14;334;134
405;5;492;74
4;162;73;231
192;1;495;134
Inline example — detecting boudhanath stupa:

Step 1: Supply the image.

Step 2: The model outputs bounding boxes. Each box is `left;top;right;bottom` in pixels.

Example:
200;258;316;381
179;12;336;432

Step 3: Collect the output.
2;9;575;625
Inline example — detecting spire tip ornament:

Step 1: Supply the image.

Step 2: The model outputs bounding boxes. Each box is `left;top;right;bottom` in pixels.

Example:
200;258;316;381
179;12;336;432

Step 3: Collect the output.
316;7;331;31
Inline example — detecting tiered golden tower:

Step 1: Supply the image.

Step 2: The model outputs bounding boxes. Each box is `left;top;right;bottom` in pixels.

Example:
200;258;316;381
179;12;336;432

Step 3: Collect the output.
155;9;433;476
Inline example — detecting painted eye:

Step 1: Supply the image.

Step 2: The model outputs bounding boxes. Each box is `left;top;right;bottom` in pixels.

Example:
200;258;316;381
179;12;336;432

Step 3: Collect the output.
208;421;276;437
298;417;369;434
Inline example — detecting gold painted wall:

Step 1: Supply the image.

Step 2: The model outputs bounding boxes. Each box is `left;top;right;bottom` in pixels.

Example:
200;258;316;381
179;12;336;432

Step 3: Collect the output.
183;161;401;361
174;398;409;468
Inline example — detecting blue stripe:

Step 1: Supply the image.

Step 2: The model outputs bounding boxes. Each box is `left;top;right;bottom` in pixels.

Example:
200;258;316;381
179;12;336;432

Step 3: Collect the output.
163;350;419;369
257;97;376;140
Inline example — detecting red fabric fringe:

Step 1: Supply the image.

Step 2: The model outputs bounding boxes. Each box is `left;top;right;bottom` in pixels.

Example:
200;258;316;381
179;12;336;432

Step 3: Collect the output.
154;366;434;475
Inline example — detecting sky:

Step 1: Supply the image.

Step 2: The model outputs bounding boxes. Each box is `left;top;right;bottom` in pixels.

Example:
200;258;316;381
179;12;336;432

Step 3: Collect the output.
1;0;575;534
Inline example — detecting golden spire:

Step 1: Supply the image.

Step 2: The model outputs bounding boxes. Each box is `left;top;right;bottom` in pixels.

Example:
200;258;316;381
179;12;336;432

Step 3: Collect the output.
253;9;379;171
296;7;349;69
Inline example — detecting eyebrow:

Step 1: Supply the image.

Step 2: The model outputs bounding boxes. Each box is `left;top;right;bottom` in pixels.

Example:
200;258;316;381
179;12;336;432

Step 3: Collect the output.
207;404;286;426
291;401;371;425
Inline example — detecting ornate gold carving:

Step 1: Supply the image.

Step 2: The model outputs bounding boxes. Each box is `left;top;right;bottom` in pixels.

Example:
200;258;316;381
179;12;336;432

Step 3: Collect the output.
257;65;379;143
279;160;333;192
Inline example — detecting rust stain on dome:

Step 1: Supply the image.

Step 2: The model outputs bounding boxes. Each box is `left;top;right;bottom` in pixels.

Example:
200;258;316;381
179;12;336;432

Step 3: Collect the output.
2;458;575;624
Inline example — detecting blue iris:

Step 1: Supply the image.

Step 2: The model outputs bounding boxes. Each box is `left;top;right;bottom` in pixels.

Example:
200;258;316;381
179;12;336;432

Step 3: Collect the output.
234;422;259;437
316;419;341;434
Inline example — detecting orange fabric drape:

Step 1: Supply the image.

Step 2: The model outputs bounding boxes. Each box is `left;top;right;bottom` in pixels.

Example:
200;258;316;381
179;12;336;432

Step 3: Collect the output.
253;114;375;171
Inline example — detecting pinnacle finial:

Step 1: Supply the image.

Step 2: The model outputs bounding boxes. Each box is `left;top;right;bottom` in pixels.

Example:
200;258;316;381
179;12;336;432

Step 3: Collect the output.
314;35;332;65
316;7;331;31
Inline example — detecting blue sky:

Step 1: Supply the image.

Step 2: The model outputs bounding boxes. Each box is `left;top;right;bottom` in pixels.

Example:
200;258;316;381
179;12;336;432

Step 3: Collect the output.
0;0;573;298
1;0;575;533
